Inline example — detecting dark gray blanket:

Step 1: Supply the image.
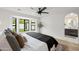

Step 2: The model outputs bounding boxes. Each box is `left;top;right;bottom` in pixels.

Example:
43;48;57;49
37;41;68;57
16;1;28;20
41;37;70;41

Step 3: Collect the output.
26;32;58;51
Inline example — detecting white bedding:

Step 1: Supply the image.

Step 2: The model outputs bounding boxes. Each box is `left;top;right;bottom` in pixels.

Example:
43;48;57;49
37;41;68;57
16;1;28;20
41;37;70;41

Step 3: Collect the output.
21;33;48;51
0;31;48;51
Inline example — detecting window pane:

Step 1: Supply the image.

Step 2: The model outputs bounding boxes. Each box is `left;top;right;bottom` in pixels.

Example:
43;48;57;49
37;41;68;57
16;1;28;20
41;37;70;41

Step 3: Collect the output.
13;27;16;32
31;25;35;31
12;18;17;32
31;20;36;31
13;19;15;24
24;20;29;31
19;19;25;32
19;29;25;32
19;19;24;24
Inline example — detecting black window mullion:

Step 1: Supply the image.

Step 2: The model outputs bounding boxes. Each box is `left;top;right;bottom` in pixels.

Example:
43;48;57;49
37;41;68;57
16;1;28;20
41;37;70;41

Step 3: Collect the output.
15;18;17;32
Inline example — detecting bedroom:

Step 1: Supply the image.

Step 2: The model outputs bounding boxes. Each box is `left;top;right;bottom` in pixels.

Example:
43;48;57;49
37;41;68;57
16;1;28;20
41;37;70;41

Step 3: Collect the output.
0;7;79;51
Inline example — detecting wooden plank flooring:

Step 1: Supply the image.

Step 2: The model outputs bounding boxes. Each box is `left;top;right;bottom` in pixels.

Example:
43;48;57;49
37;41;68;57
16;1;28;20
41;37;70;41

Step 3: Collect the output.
56;39;79;51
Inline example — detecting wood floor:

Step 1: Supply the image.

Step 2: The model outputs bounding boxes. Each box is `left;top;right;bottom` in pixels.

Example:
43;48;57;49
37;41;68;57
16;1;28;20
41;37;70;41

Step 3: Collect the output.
56;39;79;51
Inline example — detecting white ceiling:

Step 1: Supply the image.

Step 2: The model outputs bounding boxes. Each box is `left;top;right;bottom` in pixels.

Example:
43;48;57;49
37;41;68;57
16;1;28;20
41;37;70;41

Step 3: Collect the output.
2;7;79;17
2;7;51;17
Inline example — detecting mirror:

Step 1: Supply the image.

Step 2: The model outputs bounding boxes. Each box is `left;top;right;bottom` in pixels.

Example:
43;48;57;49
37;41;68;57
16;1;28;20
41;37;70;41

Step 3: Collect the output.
65;13;78;37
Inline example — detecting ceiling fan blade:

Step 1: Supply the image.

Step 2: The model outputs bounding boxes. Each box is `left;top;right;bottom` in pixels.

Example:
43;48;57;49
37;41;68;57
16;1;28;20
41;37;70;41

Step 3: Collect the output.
31;7;48;15
40;7;47;12
41;12;49;14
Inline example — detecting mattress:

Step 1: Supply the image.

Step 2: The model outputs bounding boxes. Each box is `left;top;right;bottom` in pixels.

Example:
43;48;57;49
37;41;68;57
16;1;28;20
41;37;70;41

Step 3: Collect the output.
21;33;48;51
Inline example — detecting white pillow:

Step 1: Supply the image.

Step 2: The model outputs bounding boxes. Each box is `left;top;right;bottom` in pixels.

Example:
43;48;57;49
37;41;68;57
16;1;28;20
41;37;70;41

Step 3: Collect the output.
0;31;12;51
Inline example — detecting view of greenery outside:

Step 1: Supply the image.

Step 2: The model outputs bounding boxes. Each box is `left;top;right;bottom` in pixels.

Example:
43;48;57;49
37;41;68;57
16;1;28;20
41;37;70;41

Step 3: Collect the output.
13;28;16;32
19;29;25;32
13;19;15;24
19;19;25;32
19;19;24;24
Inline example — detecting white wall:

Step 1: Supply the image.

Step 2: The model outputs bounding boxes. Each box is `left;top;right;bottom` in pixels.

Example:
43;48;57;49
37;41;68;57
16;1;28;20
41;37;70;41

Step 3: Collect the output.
40;14;65;38
0;8;40;31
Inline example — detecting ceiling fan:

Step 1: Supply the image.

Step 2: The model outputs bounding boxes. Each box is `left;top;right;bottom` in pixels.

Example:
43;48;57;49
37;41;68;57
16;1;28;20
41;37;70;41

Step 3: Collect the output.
31;7;49;15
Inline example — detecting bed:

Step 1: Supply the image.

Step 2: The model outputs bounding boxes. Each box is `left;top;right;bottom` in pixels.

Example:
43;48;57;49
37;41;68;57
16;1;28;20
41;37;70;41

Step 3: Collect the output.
21;32;58;51
0;29;59;51
25;32;58;51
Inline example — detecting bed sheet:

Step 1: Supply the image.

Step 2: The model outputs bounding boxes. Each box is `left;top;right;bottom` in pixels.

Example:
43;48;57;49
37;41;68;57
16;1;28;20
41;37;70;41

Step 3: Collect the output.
21;33;48;51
